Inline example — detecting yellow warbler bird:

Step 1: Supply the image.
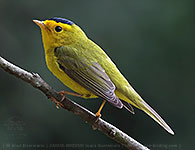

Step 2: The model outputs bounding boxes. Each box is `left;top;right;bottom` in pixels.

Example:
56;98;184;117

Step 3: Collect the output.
33;17;174;135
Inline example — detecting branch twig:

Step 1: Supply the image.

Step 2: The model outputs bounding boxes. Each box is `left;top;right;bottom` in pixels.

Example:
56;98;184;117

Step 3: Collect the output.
0;56;149;150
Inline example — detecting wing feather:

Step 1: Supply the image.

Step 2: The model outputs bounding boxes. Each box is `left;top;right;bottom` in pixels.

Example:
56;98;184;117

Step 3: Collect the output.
55;47;123;108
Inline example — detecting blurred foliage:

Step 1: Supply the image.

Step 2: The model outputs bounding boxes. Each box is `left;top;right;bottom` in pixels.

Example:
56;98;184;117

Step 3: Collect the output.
0;0;194;149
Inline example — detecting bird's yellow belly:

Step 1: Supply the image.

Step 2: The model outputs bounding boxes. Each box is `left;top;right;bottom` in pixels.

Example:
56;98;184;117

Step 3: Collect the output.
45;53;97;99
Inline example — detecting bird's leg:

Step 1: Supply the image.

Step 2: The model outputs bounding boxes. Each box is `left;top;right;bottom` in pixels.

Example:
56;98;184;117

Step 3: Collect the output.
59;90;83;100
92;100;107;129
50;91;82;109
95;100;106;119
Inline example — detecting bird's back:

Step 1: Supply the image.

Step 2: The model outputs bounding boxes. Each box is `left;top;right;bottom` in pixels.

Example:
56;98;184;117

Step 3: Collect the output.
83;39;137;104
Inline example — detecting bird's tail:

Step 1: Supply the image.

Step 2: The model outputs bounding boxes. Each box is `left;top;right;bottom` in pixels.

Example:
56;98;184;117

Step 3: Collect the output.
128;95;174;135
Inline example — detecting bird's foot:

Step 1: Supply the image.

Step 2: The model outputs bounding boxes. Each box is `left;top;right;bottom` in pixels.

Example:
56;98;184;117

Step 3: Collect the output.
95;112;101;122
49;97;63;109
58;91;67;102
49;90;70;109
94;100;106;122
92;112;102;130
50;90;82;109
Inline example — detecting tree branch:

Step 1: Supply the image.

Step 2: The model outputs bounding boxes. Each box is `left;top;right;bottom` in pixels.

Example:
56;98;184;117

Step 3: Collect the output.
0;56;149;150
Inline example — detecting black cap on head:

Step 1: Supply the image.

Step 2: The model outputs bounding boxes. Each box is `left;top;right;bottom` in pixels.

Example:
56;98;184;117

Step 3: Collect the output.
49;17;74;25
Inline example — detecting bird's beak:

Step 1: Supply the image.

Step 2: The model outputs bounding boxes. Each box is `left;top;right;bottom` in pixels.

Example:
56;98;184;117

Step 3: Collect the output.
33;20;45;28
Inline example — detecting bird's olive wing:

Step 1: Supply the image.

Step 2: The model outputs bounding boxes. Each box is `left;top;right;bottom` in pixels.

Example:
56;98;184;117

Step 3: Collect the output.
55;47;123;109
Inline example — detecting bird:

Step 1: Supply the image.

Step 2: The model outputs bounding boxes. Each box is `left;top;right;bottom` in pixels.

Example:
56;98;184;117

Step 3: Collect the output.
33;17;174;135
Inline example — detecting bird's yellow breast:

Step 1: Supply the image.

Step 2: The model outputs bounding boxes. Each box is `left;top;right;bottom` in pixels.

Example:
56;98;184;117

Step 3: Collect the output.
45;48;97;99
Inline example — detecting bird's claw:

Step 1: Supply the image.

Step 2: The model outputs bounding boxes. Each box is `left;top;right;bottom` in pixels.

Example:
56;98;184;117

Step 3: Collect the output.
49;97;63;109
58;91;67;102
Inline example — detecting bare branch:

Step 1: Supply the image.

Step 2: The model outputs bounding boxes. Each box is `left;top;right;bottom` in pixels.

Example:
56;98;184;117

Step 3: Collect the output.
0;56;149;150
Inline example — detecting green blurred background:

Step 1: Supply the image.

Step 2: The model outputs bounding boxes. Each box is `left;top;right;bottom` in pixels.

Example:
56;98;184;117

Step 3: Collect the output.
0;0;194;149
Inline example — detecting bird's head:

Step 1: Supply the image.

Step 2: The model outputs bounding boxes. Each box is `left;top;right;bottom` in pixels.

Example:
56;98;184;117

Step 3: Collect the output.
33;17;86;50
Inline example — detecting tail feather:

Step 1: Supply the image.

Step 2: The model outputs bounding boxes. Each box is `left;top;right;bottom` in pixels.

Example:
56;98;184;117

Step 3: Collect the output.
128;96;174;135
122;101;135;114
140;100;174;135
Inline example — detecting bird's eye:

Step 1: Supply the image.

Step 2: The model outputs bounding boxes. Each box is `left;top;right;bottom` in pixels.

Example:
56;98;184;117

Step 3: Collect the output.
55;26;62;32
